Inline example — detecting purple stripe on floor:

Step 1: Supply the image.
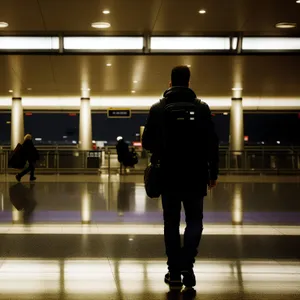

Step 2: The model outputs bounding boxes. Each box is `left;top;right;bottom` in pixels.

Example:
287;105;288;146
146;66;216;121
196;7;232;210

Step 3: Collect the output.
1;211;300;224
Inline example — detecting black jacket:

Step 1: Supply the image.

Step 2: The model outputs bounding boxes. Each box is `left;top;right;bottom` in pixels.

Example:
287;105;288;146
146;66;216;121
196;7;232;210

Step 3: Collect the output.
22;140;39;162
142;87;219;193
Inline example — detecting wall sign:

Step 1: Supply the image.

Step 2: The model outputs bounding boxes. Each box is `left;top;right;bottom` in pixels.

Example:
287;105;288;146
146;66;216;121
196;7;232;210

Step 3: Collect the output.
107;109;131;118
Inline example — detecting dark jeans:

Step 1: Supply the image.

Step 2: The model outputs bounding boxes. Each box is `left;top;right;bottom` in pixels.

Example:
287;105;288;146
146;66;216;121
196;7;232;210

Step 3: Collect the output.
162;192;204;272
19;162;35;179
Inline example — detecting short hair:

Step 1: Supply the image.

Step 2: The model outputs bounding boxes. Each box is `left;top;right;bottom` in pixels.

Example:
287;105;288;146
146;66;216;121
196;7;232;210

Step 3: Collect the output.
171;66;191;87
24;134;32;141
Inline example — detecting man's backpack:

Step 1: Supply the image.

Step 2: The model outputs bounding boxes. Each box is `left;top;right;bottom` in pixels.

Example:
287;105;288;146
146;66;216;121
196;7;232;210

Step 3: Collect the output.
160;98;208;159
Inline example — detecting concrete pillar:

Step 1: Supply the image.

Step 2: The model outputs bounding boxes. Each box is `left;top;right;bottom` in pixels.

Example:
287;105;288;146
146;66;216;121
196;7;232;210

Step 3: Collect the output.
230;98;244;152
79;97;92;150
230;95;244;169
11;97;24;149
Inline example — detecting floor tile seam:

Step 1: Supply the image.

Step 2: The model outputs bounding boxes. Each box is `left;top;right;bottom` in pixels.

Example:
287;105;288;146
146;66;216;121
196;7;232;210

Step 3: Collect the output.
96;222;124;298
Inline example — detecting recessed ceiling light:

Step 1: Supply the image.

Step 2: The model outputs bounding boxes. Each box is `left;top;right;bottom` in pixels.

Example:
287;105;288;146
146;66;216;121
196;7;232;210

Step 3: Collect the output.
131;90;136;94
103;10;110;14
91;22;111;29
232;87;243;91
8;90;13;93
106;63;112;67
199;9;206;14
276;22;297;29
0;22;9;28
296;0;300;3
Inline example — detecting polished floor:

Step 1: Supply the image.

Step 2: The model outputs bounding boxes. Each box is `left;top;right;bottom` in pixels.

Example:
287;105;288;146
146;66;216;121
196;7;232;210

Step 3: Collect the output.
0;175;299;299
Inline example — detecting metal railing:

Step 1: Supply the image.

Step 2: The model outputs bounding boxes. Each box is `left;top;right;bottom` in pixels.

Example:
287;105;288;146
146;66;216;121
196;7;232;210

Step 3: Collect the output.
0;146;299;175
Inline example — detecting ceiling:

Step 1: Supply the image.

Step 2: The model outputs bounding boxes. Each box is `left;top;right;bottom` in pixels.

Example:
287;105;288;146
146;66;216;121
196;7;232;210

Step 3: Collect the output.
0;55;300;98
1;0;300;35
0;0;300;99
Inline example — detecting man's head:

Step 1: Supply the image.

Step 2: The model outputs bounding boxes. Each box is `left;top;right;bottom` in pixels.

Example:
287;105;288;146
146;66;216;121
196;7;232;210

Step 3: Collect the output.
24;134;32;141
170;65;191;87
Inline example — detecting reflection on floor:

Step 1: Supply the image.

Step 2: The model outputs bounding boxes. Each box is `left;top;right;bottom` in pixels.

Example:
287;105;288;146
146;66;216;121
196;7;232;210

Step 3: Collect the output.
0;259;299;299
0;175;299;299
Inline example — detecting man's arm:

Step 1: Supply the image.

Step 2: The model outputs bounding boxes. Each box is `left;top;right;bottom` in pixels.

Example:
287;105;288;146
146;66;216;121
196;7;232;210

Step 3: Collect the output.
142;104;160;153
204;104;219;182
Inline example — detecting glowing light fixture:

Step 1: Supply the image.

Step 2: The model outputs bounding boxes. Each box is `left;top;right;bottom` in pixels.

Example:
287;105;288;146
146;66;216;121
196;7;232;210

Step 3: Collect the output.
8;90;13;93
276;22;297;29
199;9;206;14
0;22;8;28
243;37;300;50
27;88;32;91
81;88;91;91
0;37;59;50
106;63;112;67
131;90;136;94
150;37;230;51
64;37;143;50
91;22;111;29
102;10;110;14
232;87;243;91
133;80;138;83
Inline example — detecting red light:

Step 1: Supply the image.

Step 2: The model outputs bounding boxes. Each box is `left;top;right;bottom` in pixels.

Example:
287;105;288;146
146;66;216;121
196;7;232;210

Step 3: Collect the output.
244;136;249;142
25;112;32;116
133;142;142;147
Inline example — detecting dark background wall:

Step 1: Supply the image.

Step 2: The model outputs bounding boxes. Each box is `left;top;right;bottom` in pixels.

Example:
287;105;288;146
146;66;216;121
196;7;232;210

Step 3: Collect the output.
0;112;299;146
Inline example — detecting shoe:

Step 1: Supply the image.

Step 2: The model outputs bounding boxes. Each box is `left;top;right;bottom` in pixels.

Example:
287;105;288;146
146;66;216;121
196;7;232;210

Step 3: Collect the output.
181;270;196;288
164;272;183;289
16;174;21;182
30;177;36;182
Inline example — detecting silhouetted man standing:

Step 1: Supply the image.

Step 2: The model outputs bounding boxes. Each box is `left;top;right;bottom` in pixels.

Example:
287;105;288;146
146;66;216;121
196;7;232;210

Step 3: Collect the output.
142;66;219;289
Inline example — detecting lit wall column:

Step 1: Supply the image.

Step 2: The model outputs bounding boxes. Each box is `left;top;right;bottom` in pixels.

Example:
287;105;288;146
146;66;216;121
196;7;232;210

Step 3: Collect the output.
79;97;92;150
230;90;244;168
11;97;24;149
232;183;243;225
140;126;145;142
81;183;91;224
12;206;22;224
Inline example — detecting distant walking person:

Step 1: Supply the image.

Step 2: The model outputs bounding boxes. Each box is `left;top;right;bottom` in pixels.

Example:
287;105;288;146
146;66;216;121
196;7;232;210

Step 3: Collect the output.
142;66;219;289
16;134;39;182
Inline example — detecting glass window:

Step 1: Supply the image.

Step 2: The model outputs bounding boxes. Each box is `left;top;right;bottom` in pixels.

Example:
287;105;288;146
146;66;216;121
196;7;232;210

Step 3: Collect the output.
92;113;148;145
244;113;300;146
24;113;79;145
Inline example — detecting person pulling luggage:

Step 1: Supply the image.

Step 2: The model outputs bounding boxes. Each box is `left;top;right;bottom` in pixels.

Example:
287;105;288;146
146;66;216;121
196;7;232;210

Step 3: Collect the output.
16;134;39;182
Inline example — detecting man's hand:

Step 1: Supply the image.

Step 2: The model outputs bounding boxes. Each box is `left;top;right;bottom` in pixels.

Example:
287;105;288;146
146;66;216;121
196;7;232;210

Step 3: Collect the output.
208;180;217;189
